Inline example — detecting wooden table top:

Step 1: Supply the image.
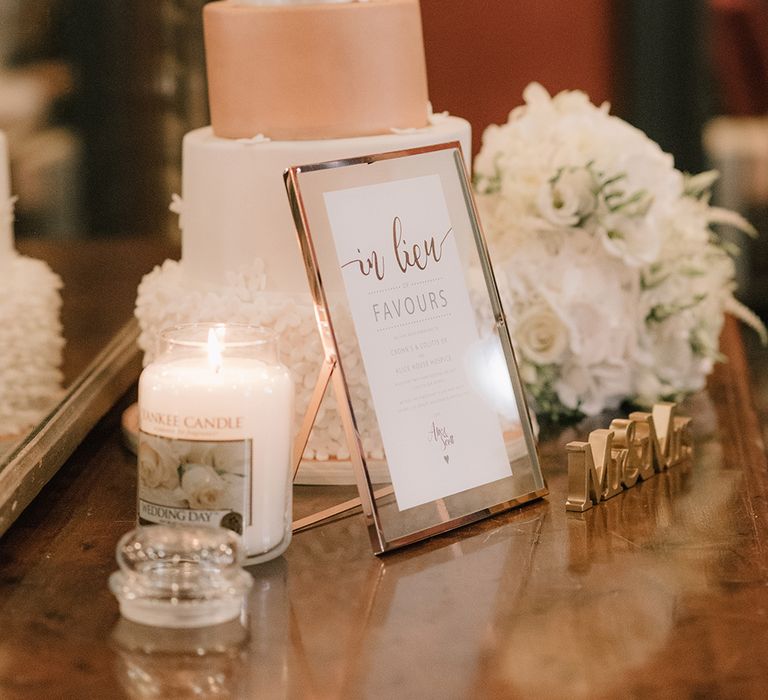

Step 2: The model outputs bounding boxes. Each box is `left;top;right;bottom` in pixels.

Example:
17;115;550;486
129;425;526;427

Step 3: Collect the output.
1;243;767;698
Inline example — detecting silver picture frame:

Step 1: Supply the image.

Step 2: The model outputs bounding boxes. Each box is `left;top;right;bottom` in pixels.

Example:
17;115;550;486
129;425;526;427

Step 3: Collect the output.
285;142;547;554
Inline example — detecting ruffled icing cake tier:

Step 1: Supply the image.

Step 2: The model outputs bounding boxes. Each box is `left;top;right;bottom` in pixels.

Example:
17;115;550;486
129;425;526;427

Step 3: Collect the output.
0;253;64;438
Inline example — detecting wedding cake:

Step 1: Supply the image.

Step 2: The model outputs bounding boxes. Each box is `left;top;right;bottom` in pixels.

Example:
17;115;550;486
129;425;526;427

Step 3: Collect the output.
0;130;64;439
135;0;471;481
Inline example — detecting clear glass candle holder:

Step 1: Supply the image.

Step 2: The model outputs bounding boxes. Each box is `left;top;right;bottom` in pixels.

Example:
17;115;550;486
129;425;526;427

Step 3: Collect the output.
109;525;253;628
137;323;294;565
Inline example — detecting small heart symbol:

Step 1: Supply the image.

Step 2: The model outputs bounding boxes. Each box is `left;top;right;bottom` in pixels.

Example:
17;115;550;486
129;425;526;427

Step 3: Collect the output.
443;455;450;464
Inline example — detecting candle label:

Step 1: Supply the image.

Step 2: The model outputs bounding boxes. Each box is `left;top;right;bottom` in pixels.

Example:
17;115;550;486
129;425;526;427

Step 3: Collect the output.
137;431;251;534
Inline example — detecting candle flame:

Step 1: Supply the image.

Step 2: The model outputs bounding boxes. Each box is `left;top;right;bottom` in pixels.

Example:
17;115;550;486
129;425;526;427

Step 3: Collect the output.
207;327;223;372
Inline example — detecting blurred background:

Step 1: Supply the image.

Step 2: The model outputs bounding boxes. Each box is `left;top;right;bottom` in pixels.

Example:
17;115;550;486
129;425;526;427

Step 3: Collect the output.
1;0;767;315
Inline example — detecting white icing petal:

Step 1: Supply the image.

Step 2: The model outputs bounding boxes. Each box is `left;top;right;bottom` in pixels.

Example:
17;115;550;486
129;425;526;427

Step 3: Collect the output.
235;134;272;144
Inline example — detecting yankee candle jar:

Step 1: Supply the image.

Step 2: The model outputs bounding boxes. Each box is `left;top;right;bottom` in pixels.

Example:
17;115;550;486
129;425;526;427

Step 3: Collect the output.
137;323;294;564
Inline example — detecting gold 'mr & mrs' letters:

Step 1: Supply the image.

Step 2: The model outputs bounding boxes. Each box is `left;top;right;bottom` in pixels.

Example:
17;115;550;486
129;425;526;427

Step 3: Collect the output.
565;402;692;512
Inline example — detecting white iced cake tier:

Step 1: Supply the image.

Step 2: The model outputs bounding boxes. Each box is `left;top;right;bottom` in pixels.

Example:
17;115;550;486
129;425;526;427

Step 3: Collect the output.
0;130;64;439
135;116;471;482
179;115;471;293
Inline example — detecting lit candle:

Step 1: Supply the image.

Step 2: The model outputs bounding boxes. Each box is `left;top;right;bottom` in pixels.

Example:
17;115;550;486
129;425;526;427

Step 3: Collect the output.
137;324;294;564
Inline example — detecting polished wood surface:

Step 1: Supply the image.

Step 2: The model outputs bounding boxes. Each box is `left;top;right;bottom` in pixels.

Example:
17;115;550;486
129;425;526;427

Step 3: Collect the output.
0;259;766;698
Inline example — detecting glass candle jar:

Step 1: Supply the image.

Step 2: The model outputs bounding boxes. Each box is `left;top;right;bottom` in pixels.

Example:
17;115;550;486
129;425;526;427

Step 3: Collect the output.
109;525;253;628
137;323;294;564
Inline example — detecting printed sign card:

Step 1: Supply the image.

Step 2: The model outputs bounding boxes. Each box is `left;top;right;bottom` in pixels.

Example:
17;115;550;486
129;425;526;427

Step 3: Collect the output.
285;143;546;554
324;175;511;511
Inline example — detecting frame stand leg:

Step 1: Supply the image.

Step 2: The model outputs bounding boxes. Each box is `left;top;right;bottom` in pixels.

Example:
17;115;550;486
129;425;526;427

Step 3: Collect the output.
292;356;336;481
290;357;390;534
293;485;393;533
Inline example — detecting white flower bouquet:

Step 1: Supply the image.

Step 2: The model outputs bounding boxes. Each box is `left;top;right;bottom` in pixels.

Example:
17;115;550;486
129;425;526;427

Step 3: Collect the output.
474;82;764;421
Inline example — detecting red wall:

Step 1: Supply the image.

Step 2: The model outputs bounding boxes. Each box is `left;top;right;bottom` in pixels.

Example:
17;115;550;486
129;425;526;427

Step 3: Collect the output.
420;0;617;156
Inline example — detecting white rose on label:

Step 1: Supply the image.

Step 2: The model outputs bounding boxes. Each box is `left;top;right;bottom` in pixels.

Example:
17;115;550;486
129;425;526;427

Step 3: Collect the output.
210;442;248;476
515;304;569;366
138;440;179;490
179;443;215;469
182;464;227;509
141;485;188;509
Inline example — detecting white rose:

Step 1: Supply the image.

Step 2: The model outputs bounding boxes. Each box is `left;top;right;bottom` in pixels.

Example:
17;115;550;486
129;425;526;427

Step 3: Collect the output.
537;167;596;228
514;304;569;366
181;464;226;509
138;440;179;490
597;212;661;267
